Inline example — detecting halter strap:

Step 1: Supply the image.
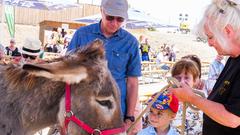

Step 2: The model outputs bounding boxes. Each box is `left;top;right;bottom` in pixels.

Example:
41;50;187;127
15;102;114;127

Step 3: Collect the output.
64;83;125;135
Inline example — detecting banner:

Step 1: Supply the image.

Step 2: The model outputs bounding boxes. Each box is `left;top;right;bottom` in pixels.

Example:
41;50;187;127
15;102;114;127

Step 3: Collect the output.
5;5;15;38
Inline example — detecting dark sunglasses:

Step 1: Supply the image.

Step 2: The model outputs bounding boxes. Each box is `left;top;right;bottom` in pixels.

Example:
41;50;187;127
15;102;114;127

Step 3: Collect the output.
105;15;124;22
22;54;37;60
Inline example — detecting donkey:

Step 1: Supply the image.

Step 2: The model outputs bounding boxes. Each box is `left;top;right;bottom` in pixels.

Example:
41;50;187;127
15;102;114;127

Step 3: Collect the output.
0;39;126;135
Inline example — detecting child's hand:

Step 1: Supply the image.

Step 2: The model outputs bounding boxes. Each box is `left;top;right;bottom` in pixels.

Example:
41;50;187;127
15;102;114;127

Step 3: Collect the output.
194;79;205;90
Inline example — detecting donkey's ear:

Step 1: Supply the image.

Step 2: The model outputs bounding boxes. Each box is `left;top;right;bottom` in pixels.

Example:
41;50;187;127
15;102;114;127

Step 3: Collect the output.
82;39;105;59
23;62;88;84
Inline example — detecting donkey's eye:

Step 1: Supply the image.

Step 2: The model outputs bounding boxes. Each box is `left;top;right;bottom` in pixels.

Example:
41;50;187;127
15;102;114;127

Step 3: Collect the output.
96;100;113;109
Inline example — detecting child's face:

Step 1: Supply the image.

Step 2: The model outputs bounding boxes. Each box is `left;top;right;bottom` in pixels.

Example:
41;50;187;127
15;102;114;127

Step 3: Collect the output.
148;108;175;128
173;71;196;87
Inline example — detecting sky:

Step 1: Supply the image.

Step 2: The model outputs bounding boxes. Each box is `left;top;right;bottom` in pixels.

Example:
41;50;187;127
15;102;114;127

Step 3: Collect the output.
73;0;212;28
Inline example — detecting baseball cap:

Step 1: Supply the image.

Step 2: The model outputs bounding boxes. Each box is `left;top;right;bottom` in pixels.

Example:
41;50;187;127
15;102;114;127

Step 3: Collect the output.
22;38;42;56
101;0;128;20
148;92;179;113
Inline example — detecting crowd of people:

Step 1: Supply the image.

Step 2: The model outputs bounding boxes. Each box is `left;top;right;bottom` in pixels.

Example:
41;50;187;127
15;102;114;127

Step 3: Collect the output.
138;35;178;63
44;27;73;54
0;0;239;134
0;38;43;65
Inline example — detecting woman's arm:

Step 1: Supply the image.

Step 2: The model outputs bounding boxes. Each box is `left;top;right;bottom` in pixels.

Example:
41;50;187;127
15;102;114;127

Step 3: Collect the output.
169;83;240;128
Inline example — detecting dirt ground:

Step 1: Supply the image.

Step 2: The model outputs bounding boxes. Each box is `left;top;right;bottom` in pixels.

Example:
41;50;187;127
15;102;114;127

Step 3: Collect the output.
129;29;217;62
1;24;216;62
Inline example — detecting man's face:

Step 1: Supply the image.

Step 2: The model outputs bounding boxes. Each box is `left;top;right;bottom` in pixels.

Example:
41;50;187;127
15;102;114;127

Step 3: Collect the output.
101;9;124;36
10;41;15;47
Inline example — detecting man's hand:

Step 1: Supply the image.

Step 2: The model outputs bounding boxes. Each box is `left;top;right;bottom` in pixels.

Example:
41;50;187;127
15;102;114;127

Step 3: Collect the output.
124;119;133;131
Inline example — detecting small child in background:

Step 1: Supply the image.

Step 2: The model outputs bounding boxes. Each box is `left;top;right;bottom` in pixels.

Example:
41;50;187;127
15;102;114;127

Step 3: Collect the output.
137;92;179;135
170;59;203;135
181;54;203;89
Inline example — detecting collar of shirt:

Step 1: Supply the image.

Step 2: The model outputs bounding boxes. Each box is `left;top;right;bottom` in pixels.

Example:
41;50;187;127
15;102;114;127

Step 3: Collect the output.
148;126;178;135
92;21;124;38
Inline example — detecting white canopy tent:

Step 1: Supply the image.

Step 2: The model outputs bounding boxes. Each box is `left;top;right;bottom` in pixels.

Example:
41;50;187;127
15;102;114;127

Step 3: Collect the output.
74;8;166;29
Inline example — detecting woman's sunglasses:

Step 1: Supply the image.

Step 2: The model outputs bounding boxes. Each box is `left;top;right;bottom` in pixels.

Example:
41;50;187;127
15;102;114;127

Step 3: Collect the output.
22;54;37;60
105;15;124;23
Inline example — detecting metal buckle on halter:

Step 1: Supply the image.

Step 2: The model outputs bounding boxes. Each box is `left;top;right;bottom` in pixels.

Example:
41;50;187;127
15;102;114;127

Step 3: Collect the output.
64;111;74;118
91;129;102;135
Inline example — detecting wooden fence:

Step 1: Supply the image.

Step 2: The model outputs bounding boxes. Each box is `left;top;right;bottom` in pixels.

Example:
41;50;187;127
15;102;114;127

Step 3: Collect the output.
140;61;210;84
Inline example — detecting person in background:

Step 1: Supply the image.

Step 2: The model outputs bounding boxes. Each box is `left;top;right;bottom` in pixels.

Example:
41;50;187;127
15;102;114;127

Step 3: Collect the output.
156;50;164;64
169;44;177;62
60;38;70;56
137;92;179;135
181;54;204;90
171;59;203;134
138;35;145;44
208;55;225;80
164;46;171;61
205;55;225;95
140;38;151;61
67;0;141;130
5;38;21;57
20;38;42;64
170;0;240;134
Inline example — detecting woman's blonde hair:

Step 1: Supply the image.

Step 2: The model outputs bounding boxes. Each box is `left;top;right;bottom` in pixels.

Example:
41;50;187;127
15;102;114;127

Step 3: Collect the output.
196;0;240;49
171;59;200;81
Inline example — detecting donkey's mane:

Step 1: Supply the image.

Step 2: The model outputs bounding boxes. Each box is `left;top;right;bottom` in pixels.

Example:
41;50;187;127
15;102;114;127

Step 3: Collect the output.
3;64;43;90
62;39;105;66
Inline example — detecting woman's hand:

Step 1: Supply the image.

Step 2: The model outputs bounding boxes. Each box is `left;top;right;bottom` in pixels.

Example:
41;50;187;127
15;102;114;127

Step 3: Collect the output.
168;82;196;102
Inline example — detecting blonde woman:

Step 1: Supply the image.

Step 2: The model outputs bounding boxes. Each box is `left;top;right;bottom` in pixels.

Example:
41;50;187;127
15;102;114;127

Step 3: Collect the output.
170;0;240;134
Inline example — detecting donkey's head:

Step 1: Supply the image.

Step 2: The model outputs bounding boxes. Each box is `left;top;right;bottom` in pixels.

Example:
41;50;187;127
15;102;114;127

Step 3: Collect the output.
22;39;125;135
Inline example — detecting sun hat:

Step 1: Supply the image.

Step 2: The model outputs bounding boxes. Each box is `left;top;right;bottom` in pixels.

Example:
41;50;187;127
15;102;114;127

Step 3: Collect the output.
101;0;128;20
22;38;42;56
148;92;179;113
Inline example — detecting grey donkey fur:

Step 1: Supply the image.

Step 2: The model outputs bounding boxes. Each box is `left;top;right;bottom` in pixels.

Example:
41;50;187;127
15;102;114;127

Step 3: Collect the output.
0;39;125;135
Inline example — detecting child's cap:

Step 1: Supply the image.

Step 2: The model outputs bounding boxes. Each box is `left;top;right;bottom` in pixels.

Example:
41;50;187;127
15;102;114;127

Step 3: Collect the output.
148;92;179;113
